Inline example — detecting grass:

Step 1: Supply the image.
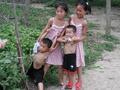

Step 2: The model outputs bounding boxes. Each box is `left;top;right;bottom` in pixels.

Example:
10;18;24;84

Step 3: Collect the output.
102;34;120;44
88;22;98;30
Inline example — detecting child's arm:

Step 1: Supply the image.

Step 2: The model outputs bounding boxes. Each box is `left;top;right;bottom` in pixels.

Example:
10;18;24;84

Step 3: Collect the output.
81;20;88;41
57;37;67;43
49;37;66;52
38;18;53;41
71;36;80;42
50;37;58;51
49;36;62;52
72;20;88;42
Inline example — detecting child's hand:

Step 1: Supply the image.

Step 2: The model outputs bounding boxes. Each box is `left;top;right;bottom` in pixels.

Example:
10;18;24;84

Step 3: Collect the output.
46;28;51;33
50;47;56;52
67;37;72;42
72;36;80;42
57;37;67;43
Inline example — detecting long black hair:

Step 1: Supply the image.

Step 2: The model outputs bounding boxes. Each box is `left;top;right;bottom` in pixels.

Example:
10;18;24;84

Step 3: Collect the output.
76;0;87;10
55;1;69;13
76;0;91;13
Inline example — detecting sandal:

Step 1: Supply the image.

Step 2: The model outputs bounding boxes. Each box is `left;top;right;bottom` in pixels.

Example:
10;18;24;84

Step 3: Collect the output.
75;81;82;90
66;81;73;89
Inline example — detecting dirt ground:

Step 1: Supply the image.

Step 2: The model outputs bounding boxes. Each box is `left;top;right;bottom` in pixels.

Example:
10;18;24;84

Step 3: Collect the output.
29;5;120;90
82;7;120;90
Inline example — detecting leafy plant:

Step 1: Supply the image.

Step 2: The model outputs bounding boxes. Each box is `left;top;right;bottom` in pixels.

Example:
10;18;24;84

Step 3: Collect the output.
102;34;120;44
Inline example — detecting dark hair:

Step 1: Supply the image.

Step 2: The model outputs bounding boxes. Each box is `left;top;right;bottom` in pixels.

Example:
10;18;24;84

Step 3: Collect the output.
76;0;87;11
42;38;53;48
66;25;76;33
55;2;68;13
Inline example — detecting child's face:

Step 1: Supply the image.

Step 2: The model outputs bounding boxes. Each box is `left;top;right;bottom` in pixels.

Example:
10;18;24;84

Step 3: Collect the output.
39;41;49;53
56;7;66;19
75;5;85;18
65;28;75;37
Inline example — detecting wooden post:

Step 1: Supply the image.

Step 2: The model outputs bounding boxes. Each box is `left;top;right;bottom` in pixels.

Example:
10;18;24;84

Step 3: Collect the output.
24;0;30;26
106;0;111;35
12;0;29;89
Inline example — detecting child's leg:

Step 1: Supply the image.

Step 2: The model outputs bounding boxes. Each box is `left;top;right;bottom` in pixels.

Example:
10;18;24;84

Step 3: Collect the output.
44;63;51;77
65;72;75;89
75;66;83;89
38;82;44;90
63;72;68;86
69;73;74;83
61;71;70;89
58;65;63;85
77;66;82;82
44;64;63;84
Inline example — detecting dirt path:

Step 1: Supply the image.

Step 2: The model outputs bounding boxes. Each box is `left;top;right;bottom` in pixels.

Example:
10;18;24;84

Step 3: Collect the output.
82;7;120;90
83;44;120;90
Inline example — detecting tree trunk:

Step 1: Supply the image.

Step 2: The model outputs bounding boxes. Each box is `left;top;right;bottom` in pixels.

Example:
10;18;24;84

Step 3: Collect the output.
105;0;111;35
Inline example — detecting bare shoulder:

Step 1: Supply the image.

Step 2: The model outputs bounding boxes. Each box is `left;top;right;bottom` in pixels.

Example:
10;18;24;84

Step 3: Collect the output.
47;17;54;24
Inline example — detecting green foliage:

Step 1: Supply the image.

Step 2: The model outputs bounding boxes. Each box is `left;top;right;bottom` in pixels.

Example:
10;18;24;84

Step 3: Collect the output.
0;3;23;17
84;43;102;65
101;42;114;51
91;0;120;7
102;34;120;44
0;51;23;90
84;31;120;66
0;24;40;89
112;0;120;6
28;7;54;29
88;22;98;30
0;3;54;29
44;66;58;86
31;0;120;7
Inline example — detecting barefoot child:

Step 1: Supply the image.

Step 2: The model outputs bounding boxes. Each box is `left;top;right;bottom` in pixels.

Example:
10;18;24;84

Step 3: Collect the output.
69;1;88;89
27;38;52;90
57;25;79;89
38;2;68;85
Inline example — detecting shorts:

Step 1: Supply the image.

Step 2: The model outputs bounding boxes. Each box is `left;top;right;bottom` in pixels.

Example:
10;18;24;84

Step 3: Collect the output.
26;63;44;84
63;53;76;72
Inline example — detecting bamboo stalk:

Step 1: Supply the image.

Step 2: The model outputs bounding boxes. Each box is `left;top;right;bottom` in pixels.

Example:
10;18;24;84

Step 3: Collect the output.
12;0;29;89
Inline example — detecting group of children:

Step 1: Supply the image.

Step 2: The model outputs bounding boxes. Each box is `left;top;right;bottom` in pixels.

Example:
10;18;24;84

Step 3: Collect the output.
27;0;88;90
